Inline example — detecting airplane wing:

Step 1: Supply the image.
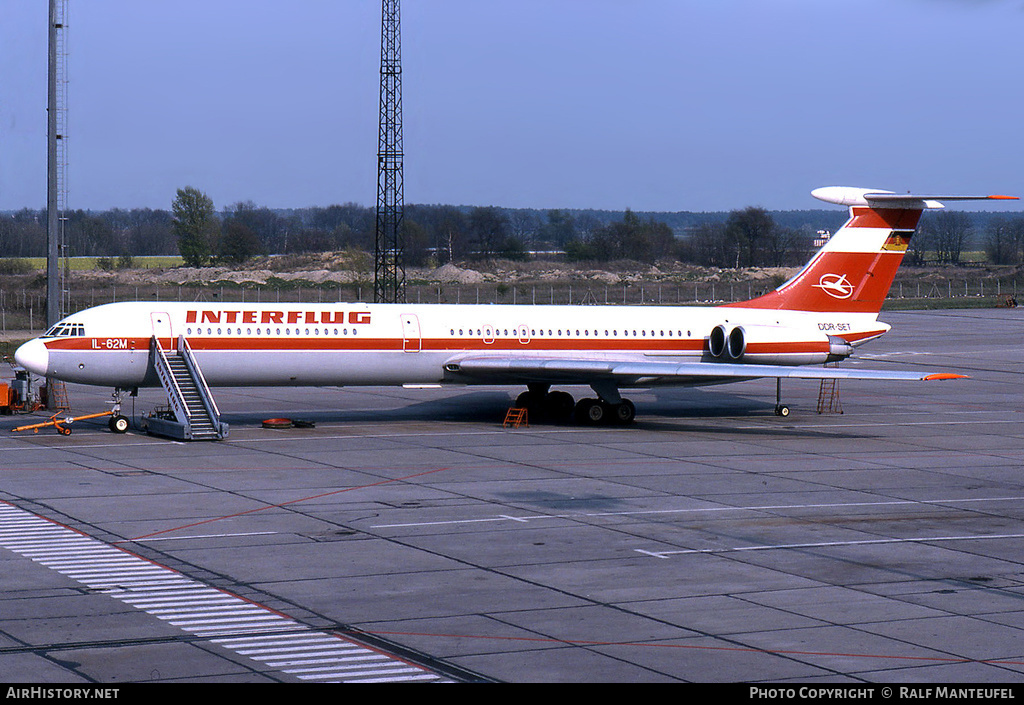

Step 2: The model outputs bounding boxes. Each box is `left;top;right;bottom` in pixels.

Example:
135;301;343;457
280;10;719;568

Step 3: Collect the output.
445;355;965;386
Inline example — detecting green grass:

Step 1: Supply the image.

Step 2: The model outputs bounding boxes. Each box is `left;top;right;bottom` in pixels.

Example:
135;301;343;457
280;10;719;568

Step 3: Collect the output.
10;256;184;271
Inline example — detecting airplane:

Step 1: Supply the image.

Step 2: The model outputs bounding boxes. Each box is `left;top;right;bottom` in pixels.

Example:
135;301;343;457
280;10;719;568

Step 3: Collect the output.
14;186;1018;434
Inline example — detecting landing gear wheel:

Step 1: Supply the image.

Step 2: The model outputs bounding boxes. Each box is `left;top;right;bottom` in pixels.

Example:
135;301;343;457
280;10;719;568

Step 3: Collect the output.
612;399;636;425
545;391;576;422
515;391;536;409
774;404;790;418
574;398;606;425
109;414;130;434
516;390;545;422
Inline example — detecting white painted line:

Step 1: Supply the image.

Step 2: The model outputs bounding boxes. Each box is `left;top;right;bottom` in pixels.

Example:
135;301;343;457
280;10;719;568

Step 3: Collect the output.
285;656;393;673
636;533;1024;559
373;495;1024;530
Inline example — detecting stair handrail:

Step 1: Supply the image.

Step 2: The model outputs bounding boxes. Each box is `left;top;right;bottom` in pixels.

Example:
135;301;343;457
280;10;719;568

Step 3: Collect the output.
150;336;191;424
177;335;222;423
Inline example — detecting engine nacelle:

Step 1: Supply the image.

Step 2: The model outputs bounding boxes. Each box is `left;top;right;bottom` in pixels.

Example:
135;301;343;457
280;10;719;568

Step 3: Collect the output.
708;324;728;358
707;324;853;365
727;325;747;359
707;324;748;360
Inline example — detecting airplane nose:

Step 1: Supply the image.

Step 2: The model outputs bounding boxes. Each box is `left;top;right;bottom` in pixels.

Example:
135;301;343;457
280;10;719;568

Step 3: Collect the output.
14;339;49;377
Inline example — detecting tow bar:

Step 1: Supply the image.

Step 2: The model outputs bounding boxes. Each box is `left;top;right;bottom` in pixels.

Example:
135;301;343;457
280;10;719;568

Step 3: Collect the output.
12;410;114;436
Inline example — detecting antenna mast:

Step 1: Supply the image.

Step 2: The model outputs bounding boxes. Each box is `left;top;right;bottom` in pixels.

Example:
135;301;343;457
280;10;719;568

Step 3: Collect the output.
47;0;69;326
374;0;405;303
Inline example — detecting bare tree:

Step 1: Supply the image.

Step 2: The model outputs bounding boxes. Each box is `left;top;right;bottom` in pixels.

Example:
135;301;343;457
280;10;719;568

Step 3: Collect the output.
925;211;972;265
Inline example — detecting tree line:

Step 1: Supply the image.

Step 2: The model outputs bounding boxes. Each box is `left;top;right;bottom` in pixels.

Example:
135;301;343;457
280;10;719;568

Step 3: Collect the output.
3;186;1023;269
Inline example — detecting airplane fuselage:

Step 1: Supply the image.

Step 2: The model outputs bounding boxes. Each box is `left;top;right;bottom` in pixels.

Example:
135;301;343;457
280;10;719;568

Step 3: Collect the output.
21;300;885;390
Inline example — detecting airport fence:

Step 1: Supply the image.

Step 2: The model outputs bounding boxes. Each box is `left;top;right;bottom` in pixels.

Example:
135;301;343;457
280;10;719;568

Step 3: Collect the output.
1;276;1020;336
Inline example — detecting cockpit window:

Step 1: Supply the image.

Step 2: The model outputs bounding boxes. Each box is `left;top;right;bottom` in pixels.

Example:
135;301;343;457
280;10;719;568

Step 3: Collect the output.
43;323;85;338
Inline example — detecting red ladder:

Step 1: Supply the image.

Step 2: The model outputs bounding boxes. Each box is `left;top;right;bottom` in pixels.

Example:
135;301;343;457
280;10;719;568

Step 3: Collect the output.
817;378;843;415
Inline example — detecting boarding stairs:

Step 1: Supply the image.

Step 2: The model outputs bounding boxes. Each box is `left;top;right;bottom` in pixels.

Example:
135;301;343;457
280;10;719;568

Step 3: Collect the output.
149;335;228;440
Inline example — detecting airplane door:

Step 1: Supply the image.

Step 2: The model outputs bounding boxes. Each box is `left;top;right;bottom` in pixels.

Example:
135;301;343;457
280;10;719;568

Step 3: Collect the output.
401;314;421;352
151;312;173;350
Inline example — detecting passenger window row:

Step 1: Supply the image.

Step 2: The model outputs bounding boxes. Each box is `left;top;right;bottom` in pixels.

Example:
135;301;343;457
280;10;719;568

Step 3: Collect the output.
448;328;693;338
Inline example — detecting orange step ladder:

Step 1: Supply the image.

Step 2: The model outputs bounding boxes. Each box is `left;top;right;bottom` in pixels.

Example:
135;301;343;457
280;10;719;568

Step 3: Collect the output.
503;407;529;428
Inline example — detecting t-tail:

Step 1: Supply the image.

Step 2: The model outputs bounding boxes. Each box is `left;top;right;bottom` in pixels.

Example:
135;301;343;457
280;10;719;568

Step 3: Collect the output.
727;187;1018;314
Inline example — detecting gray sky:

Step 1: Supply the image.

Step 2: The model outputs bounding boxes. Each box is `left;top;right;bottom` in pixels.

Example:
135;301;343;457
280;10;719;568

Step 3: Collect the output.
1;0;1022;213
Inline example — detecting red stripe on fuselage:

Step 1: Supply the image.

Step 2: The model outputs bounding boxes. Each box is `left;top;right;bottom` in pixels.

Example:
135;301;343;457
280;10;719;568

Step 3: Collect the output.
42;335;834;357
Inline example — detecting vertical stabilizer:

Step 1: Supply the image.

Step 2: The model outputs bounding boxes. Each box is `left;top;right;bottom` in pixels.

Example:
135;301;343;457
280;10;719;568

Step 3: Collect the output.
728;188;1017;314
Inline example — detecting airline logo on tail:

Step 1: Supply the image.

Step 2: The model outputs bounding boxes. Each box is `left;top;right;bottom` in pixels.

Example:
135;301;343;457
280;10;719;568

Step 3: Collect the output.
813;273;854;300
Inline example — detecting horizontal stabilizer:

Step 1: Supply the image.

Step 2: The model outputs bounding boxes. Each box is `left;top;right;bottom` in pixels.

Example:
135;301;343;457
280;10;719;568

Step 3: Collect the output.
812;187;1018;210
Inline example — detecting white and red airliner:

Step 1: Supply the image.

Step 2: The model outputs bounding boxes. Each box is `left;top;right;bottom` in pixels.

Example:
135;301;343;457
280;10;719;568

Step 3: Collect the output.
15;187;1017;429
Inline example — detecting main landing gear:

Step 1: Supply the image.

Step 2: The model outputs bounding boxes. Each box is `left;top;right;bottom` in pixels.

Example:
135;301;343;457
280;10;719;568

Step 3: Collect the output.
574;397;636;425
515;384;636;426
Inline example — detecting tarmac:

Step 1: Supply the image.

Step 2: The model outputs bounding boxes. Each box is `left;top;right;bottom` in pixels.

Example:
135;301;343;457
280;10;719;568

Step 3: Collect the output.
2;307;1024;683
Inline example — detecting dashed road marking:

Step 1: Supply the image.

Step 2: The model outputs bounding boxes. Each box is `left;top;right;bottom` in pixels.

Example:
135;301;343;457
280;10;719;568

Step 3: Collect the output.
0;502;449;683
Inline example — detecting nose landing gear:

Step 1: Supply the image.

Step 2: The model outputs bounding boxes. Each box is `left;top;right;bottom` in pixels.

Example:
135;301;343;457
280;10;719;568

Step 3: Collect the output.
106;387;132;434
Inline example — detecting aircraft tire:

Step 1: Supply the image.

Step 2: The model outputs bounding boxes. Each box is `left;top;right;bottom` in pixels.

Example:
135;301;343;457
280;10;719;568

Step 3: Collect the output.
574;398;606;425
545;391;575;422
109;414;130;434
612;400;636;425
774;404;790;418
516;390;545;422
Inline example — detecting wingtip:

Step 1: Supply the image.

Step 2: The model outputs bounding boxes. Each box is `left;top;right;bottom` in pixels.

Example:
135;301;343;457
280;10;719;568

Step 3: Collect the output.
923;373;969;381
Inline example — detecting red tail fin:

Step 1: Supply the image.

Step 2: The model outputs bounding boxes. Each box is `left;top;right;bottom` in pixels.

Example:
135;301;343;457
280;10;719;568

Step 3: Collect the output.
728;188;1017;314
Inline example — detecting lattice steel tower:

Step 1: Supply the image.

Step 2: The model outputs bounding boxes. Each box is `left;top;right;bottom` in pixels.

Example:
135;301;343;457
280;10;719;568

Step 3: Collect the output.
374;0;405;303
47;0;70;326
